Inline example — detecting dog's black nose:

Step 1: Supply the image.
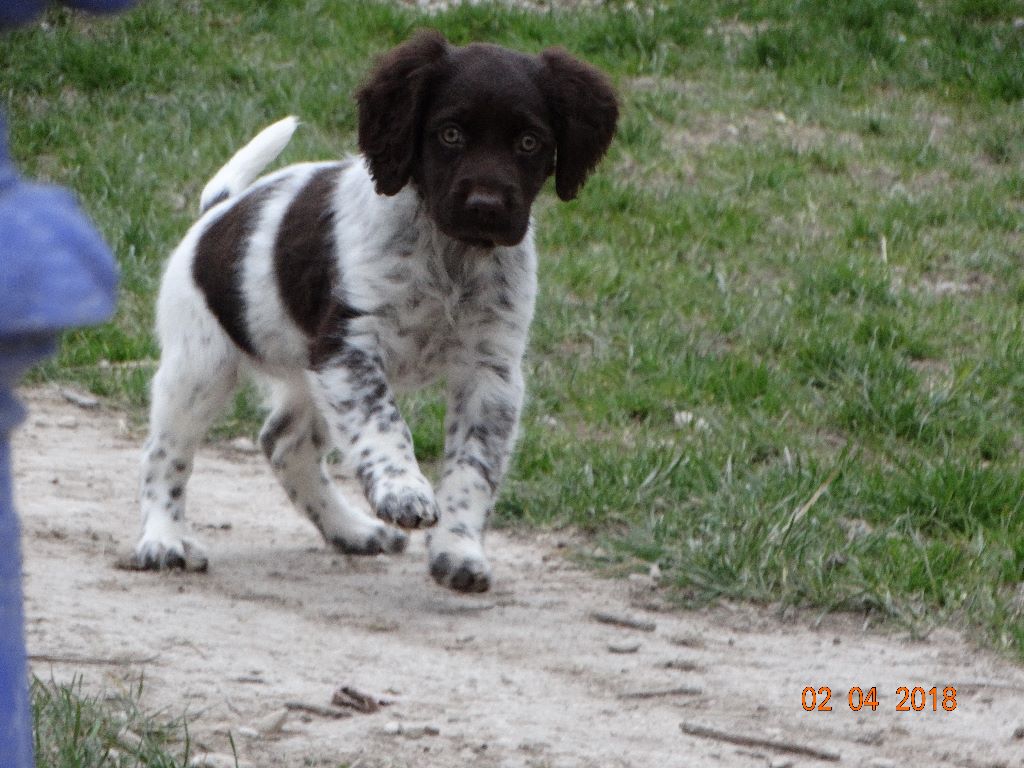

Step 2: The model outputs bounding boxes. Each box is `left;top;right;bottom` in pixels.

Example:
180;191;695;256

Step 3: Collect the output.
464;188;507;221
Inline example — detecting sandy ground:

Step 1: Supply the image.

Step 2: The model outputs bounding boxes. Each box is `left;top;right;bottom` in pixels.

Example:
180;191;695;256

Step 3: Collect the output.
10;386;1024;767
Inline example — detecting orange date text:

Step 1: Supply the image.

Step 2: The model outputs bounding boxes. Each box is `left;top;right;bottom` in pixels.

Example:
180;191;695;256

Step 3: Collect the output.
801;686;957;712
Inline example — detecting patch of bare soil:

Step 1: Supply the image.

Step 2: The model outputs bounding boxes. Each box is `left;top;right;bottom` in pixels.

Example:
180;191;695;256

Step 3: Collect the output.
12;387;1024;767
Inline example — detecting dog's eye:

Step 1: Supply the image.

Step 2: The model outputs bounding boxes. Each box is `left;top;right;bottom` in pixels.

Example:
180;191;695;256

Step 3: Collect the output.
517;133;540;153
440;126;464;147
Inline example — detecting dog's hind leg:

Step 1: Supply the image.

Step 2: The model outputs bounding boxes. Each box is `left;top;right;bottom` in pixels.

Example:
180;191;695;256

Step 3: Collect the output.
259;377;408;555
136;272;241;570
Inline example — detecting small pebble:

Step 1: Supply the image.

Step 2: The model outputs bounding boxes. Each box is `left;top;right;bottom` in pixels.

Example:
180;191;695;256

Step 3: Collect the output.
769;760;794;768
1013;725;1024;739
236;726;260;739
56;416;79;429
117;730;143;750
383;721;440;738
250;708;287;735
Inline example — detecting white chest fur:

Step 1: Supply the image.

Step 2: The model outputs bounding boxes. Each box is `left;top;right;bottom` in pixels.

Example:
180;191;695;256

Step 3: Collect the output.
333;166;538;391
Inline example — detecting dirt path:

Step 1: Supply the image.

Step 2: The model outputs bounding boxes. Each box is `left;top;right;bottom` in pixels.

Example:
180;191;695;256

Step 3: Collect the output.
11;387;1023;767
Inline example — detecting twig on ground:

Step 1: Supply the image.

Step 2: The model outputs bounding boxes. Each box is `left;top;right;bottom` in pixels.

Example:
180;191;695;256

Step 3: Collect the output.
956;680;1024;693
679;721;841;762
668;634;704;648
657;658;701;671
770;463;842;546
215;683;242;717
590;611;657;632
619;685;702;700
60;387;101;409
29;653;159;666
284;701;353;719
607;640;641;654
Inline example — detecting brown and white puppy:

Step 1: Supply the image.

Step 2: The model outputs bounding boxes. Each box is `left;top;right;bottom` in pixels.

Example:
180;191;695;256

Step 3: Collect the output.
136;30;617;592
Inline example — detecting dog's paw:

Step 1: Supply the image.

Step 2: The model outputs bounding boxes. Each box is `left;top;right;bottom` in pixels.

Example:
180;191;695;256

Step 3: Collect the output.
133;534;208;572
429;550;492;593
428;531;491;593
371;478;439;529
329;523;408;556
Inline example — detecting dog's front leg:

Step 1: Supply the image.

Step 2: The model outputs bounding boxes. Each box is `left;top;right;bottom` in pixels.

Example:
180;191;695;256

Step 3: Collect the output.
310;345;438;530
428;363;524;593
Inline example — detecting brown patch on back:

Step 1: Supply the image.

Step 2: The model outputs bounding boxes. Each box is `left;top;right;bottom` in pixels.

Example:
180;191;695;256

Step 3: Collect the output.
193;183;281;357
274;165;346;336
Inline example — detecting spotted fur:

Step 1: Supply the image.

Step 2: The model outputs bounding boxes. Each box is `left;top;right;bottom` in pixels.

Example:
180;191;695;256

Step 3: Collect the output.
136;32;617;592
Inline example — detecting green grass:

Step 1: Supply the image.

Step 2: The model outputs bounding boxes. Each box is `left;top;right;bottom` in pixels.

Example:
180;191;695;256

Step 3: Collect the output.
3;0;1024;661
31;677;197;767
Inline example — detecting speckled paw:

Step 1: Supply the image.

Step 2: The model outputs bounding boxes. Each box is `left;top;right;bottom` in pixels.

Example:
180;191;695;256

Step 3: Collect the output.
330;525;408;556
429;551;492;593
373;489;439;530
132;537;208;572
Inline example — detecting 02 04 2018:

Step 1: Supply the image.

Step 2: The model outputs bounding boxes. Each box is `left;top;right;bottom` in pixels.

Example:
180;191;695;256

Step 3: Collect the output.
801;685;958;712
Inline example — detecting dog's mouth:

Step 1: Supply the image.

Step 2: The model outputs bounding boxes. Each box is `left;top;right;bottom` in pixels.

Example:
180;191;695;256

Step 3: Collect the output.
440;213;529;249
460;235;497;248
448;230;518;249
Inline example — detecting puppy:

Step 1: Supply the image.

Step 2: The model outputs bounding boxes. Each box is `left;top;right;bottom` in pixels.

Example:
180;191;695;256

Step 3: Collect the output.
136;30;617;592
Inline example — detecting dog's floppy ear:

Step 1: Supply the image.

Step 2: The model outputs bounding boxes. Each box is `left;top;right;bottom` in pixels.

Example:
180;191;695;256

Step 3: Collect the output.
538;49;619;202
357;29;449;196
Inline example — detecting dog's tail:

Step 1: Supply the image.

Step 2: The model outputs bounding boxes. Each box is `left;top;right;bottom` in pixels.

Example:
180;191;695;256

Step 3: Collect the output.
199;116;300;214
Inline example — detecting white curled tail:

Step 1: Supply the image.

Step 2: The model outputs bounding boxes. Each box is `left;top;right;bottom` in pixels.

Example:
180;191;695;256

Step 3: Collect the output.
199;116;300;214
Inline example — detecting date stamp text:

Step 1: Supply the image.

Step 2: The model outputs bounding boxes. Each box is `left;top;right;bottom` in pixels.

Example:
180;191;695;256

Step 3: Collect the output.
801;686;957;712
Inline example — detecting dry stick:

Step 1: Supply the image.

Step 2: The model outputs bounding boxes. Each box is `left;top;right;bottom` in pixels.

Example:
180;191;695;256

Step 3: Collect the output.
770;463;842;547
956;680;1024;693
789;464;842;527
679;722;841;762
29;653;159;666
59;387;100;409
590;611;657;632
658;658;701;672
284;701;353;719
619;685;703;700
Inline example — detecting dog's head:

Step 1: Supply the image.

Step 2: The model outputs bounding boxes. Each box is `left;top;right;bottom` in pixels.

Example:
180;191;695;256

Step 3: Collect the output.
357;30;618;248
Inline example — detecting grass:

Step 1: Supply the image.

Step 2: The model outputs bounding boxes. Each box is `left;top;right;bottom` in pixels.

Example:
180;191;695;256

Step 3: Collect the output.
31;677;197;767
2;0;1023;666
